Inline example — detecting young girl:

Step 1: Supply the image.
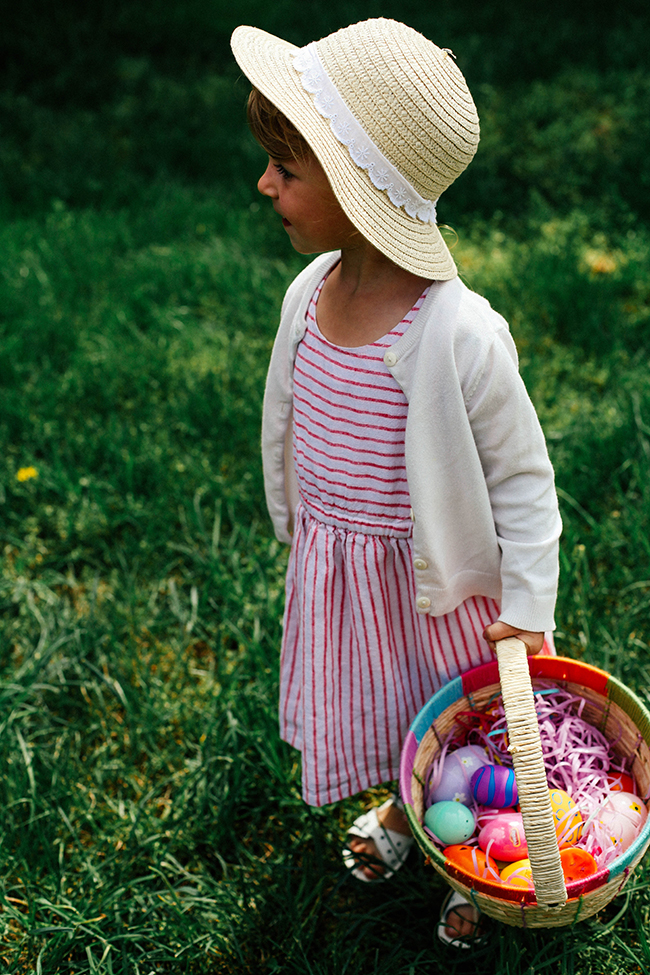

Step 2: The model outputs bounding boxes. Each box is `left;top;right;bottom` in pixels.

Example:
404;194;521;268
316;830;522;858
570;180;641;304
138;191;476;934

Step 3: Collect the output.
231;18;561;946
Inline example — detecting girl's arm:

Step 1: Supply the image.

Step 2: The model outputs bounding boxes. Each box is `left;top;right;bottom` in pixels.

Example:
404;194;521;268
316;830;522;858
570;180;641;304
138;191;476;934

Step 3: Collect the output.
465;328;561;635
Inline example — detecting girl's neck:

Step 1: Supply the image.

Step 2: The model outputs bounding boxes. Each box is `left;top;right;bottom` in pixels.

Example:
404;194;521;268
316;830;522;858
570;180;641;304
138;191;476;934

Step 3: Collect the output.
316;240;432;348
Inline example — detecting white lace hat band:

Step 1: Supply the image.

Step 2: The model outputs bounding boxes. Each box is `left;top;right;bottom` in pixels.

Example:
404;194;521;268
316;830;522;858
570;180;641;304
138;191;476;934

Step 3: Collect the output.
293;43;438;225
231;19;480;279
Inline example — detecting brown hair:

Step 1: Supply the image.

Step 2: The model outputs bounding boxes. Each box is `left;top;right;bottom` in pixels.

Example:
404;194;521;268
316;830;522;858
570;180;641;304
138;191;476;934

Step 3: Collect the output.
247;87;312;160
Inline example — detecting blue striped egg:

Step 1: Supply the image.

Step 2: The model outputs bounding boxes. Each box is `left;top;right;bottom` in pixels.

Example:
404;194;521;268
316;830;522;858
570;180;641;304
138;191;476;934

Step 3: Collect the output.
471;764;518;808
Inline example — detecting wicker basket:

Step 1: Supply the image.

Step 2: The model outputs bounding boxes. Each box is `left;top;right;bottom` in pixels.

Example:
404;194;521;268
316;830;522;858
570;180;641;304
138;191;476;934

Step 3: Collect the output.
399;638;650;928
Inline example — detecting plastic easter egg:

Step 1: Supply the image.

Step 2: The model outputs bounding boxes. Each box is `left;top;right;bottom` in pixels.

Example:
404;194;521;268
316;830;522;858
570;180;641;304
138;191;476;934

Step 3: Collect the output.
478;811;527;861
429;745;489;805
608;772;636;794
424;801;476;845
500;858;534;889
596;813;638;852
549;789;583;845
605;792;648;829
596;792;648;852
471;764;518;808
476;804;517;829
594;810;637;853
444;844;499;880
559;846;598;883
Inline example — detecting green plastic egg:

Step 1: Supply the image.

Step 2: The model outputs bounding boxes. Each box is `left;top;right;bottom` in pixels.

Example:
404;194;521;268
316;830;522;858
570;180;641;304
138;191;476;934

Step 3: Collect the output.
424;800;476;845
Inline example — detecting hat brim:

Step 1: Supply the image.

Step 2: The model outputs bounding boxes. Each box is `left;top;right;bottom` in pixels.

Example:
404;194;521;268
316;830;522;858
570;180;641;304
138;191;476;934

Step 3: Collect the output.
231;25;457;280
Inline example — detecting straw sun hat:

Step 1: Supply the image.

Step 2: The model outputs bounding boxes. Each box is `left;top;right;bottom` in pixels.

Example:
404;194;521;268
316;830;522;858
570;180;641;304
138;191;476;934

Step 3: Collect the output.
231;18;480;279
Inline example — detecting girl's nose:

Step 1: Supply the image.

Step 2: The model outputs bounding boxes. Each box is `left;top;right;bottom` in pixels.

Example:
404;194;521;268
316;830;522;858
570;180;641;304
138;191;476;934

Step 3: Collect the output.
257;160;278;198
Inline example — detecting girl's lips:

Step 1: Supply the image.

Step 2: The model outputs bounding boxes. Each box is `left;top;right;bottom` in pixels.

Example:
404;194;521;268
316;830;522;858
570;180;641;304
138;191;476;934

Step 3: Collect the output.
282;217;292;228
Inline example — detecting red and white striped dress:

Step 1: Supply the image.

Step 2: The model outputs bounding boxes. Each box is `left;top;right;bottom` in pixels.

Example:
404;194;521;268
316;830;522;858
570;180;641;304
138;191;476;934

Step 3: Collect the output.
279;274;500;807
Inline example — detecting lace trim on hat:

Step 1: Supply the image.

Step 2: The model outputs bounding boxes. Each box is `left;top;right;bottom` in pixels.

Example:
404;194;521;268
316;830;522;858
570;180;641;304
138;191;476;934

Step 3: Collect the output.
293;43;438;225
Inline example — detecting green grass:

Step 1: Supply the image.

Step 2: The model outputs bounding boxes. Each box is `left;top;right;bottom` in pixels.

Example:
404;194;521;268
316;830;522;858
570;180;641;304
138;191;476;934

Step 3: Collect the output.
2;1;650;971
3;197;650;975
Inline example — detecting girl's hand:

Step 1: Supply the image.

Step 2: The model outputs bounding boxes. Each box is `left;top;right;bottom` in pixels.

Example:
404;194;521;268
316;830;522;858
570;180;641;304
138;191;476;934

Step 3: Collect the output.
483;621;544;655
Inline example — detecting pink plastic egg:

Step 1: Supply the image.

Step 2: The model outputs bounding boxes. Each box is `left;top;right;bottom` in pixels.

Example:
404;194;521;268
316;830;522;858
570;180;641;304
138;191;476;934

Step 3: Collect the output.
596;792;648;852
471;764;518;808
429;745;489;805
478;811;528;861
604;792;649;829
595;811;638;852
476;804;518;830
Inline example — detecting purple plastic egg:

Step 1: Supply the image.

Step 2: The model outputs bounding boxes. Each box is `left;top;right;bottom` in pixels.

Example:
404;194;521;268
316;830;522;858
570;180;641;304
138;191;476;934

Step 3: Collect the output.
478;811;528;861
471;764;518;809
429;745;489;805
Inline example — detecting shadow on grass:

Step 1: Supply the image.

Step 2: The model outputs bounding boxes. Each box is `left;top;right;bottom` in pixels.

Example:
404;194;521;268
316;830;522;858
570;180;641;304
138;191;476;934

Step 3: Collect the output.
208;832;650;974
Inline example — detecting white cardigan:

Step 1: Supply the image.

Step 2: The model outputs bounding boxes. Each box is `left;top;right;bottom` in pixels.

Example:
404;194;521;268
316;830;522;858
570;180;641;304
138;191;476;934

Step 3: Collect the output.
261;252;561;632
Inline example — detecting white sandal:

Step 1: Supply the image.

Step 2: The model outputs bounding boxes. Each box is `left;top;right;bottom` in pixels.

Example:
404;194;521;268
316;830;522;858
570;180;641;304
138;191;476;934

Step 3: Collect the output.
437;890;484;949
343;797;414;882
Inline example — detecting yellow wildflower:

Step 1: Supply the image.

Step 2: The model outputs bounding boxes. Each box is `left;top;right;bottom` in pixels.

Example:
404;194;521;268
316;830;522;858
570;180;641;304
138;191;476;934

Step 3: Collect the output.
584;249;617;275
16;466;38;482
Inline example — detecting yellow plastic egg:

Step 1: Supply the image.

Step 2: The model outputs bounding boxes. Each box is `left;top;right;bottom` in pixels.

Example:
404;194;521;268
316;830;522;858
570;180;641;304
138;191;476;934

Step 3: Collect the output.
549;788;583;845
500;858;534;889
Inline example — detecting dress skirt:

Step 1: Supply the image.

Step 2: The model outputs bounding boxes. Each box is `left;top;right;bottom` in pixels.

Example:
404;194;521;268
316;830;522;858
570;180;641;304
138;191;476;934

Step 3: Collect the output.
280;502;501;807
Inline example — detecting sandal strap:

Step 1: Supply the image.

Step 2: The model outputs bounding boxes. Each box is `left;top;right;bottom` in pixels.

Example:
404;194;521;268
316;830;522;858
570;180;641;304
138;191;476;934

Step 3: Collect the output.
437;890;484;949
345;800;414;880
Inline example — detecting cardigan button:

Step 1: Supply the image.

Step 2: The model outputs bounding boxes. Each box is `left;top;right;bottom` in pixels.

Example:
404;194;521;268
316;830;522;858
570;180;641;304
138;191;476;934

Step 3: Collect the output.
383;351;397;367
416;596;431;611
413;558;428;571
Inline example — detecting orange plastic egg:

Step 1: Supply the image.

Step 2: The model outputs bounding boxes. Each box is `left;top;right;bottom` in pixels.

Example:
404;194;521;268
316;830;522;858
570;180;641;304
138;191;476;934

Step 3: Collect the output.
444;843;499;880
559;846;598;883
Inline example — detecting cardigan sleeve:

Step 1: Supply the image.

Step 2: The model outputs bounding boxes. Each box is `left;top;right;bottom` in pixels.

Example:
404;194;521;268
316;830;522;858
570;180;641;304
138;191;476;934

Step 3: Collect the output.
261;317;295;545
465;328;562;631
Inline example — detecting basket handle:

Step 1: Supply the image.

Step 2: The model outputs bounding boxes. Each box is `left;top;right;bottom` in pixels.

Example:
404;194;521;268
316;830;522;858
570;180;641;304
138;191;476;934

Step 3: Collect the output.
495;637;568;907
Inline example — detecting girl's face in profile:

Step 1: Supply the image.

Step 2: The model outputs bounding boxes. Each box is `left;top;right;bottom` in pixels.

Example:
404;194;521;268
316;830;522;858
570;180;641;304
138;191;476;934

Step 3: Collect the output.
257;153;360;255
